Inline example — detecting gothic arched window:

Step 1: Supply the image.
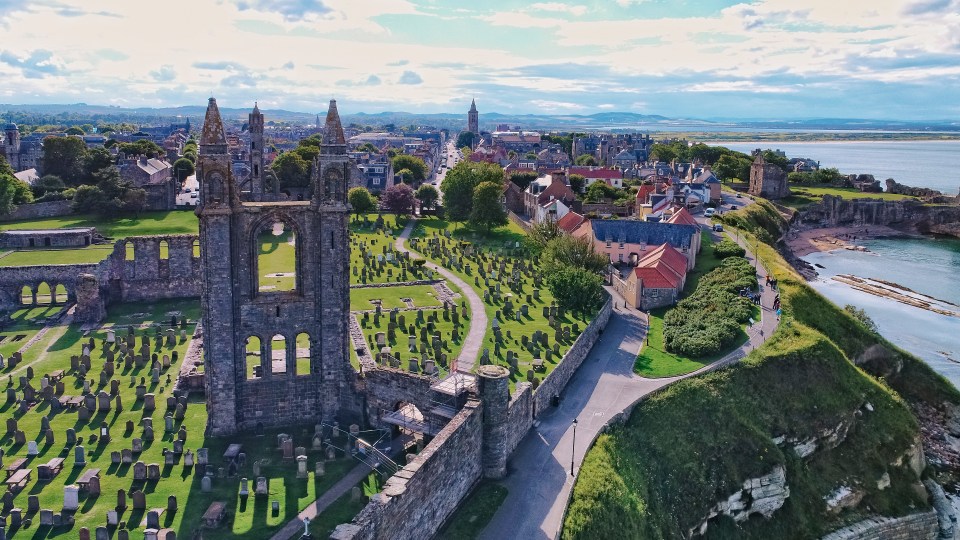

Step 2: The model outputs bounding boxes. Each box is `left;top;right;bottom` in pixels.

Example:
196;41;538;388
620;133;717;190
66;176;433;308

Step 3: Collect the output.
323;167;343;202
208;172;225;203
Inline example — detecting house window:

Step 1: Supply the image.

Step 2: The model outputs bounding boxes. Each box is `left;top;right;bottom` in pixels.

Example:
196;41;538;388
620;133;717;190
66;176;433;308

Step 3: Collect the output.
618;253;623;262
606;240;611;248
373;178;381;185
619;241;624;248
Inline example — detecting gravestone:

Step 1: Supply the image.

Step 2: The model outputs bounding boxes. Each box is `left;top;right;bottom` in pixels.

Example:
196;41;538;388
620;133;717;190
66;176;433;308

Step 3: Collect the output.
63;485;80;511
74;445;86;467
117;488;126;509
200;475;211;493
131;490;146;509
255;477;268;496
133;461;146;481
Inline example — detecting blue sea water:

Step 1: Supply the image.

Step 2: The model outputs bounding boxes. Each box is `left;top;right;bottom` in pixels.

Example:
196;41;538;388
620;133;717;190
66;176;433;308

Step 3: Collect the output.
715;140;960;195
802;237;960;389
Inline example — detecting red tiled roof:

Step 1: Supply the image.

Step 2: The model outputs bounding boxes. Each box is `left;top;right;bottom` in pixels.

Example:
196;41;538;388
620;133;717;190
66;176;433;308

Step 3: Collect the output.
556;211;585;233
667;207;698;226
633;266;679;289
537;180;576;205
633;243;688;289
636;183;655;203
569;166;622;179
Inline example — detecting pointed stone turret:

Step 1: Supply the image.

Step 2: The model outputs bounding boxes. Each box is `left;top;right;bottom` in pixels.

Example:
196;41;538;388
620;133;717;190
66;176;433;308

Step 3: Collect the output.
252;101;260;114
321;99;346;152
200;97;227;148
470;98;477;112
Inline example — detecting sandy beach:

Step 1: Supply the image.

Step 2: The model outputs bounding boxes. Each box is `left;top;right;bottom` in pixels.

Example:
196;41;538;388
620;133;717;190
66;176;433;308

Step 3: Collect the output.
783;224;918;257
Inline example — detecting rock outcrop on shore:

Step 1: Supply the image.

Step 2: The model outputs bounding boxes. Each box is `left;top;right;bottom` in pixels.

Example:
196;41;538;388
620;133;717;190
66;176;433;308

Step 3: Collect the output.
800;195;960;239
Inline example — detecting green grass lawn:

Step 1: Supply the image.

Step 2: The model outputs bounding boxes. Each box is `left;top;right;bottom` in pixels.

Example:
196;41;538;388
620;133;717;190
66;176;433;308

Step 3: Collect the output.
0;298;356;539
780;185;920;209
357;307;464;377
308;472;383;538
0;210;199;238
349;285;441;312
634;232;753;378
437;481;508;540
410;217;592;390
349;213;416;286
257;226;296;292
0;245;116;267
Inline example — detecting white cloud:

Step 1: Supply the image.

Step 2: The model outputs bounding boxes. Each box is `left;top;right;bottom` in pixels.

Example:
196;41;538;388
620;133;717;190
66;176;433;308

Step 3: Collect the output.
530;99;584;111
530;3;588;16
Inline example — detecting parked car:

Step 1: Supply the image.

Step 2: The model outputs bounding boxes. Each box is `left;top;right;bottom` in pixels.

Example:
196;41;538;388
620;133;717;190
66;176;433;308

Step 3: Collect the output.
704;208;716;217
713;224;724;232
736;193;742;198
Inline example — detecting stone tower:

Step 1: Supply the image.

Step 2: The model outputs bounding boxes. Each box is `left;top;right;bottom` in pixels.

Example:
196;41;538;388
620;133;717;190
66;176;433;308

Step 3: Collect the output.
2;123;20;170
468;99;479;137
246;103;265;200
198;97;353;436
748;150;790;200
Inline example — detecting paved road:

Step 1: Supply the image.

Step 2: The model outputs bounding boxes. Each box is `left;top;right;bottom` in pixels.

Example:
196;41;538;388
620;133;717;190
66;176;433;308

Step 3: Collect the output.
479;226;780;540
395;219;487;372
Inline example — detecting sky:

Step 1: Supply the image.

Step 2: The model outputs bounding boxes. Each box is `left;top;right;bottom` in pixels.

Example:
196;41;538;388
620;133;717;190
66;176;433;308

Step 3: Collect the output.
0;0;959;120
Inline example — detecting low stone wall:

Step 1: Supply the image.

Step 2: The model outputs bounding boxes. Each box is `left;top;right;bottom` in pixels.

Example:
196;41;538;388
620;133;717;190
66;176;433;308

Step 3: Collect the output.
532;297;612;417
0;200;73;222
331;400;484;540
820;511;939;540
508;211;532;232
504;382;533;458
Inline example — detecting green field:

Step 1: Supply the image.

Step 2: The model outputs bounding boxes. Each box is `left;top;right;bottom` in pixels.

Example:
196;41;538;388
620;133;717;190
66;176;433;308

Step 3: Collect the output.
0;246;115;267
781;186;920;209
257;225;296;292
0;210;199;238
349;285;441;312
0;299;356;539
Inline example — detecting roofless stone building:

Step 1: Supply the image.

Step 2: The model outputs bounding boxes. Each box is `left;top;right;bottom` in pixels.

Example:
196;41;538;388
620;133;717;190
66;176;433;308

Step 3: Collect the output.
198;97;353;436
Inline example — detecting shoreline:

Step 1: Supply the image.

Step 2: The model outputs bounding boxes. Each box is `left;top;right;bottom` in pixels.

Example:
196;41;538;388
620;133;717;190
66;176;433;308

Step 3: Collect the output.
783;224;920;258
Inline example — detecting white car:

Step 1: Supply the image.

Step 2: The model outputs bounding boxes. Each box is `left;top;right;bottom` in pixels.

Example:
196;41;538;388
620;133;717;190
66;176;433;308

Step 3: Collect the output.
704;208;716;217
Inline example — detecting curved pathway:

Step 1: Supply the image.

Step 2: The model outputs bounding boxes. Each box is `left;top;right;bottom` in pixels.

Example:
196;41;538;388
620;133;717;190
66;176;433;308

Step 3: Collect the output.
395;219;487;373
479;224;780;540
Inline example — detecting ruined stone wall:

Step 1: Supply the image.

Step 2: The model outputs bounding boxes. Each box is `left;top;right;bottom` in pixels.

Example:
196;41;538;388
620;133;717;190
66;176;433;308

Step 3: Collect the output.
532;297;612;417
820;511;938;540
330;400;484;540
0;200;73;222
0;263;100;311
361;367;440;429
504;382;533;458
106;235;202;303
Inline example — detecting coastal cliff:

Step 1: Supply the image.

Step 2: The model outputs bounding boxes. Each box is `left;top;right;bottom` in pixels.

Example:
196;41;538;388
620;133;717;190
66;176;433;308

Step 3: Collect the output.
800;195;960;238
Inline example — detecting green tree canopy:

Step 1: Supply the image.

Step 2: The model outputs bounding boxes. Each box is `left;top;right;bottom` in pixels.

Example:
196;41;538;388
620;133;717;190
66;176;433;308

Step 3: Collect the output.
42;135;88;185
542;235;608;275
568;174;586;193
348;187;376;215
509;171;538;191
546;266;605;315
392;155;428;184
173;158;195;183
469;181;507;232
648;143;678;163
295;145;320;162
118;139;164;159
456;131;475;149
83;147;115;178
65;127;85;136
575;154;597;166
0;156;33;215
528;219;563;253
35;175;66;193
415;184;439;210
440;161;504;224
713;154;752;182
71;166;146;218
271;152;311;188
585;181;618;202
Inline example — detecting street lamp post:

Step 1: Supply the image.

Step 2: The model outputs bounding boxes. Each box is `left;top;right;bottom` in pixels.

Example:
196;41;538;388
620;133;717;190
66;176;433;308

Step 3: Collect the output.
570;418;578;476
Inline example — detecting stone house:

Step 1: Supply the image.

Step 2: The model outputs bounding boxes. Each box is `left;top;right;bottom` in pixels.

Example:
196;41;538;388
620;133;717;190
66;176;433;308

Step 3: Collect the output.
522;175;576;223
0;227;95;249
612;243;689;310
117;155;177;210
568;166;623;190
748;151;790;200
573;219;698;268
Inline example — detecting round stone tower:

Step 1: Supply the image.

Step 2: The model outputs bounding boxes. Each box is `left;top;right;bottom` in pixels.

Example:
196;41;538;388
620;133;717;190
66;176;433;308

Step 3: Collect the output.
478;364;511;479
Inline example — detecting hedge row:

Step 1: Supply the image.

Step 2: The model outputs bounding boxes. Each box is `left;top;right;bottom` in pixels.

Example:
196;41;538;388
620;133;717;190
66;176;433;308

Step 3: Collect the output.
662;257;757;357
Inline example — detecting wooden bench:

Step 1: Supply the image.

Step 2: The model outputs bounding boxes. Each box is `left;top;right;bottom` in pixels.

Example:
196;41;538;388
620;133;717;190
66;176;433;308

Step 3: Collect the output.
37;457;64;480
4;458;26;479
76;468;100;490
202;501;226;528
48;369;64;382
5;468;31;493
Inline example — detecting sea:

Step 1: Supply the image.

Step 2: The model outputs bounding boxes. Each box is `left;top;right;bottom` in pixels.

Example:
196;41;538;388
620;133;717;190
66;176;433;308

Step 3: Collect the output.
714;139;960;389
715;140;960;196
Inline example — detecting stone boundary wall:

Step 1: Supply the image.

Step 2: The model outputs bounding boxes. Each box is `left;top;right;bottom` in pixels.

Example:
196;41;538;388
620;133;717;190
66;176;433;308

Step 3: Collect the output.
820;511;939;540
0;263;101;311
532;297;612;417
330;400;484;540
508;211;532;233
504;382;533;458
0;200;73;222
348;279;440;289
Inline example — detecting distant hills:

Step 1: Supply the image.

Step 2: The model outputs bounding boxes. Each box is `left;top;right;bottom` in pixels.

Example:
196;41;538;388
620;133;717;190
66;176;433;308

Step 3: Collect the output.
2;103;958;133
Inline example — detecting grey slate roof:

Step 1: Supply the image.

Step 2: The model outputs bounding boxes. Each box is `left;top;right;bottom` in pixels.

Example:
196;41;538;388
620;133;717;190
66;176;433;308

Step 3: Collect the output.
589;220;697;249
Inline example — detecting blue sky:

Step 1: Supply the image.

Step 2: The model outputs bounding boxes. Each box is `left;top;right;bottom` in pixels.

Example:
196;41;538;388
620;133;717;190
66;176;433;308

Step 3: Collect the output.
0;0;959;120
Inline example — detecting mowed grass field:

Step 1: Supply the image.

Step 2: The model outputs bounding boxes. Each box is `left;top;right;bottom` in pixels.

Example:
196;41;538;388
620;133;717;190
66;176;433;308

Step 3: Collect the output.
0;299;357;539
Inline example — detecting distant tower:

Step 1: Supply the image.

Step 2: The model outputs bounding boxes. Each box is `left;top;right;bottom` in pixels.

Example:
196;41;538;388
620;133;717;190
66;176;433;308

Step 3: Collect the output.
3;123;20;170
198;97;352;436
316;114;321;129
468;99;479;137
247;102;264;200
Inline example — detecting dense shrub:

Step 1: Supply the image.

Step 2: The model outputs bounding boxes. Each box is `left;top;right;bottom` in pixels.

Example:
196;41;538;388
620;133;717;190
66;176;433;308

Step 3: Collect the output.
662;257;757;358
712;239;746;259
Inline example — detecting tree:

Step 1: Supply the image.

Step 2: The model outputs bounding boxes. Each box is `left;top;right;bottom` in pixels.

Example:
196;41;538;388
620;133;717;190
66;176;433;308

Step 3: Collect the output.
648;143;678;163
546;266;605;315
509;171;538;191
456;131;475;149
575;154;597;166
542;235;608;275
173;158;195;183
392;155;428;184
568;174;586;193
415;184;439;210
65;126;85;136
271;152;310;188
294;145;320;162
118;139;164;159
844;305;878;334
528;219;562;253
348;187;376;216
440;161;504;224
381;183;416;215
42;136;88;185
585;181;617;202
0;156;33;215
397;169;414;184
83;147;115;179
469;181;507;232
355;142;378;153
713;154;751;182
761;150;790;172
71;166;145;218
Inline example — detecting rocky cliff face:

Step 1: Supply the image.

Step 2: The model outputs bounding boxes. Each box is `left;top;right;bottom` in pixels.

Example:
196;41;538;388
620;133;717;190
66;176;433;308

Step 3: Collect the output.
800;195;960;238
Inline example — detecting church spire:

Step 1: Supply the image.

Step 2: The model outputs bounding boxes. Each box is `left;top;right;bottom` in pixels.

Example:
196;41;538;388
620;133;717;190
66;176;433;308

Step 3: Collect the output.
469;98;477;112
200;97;227;147
321;99;346;149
